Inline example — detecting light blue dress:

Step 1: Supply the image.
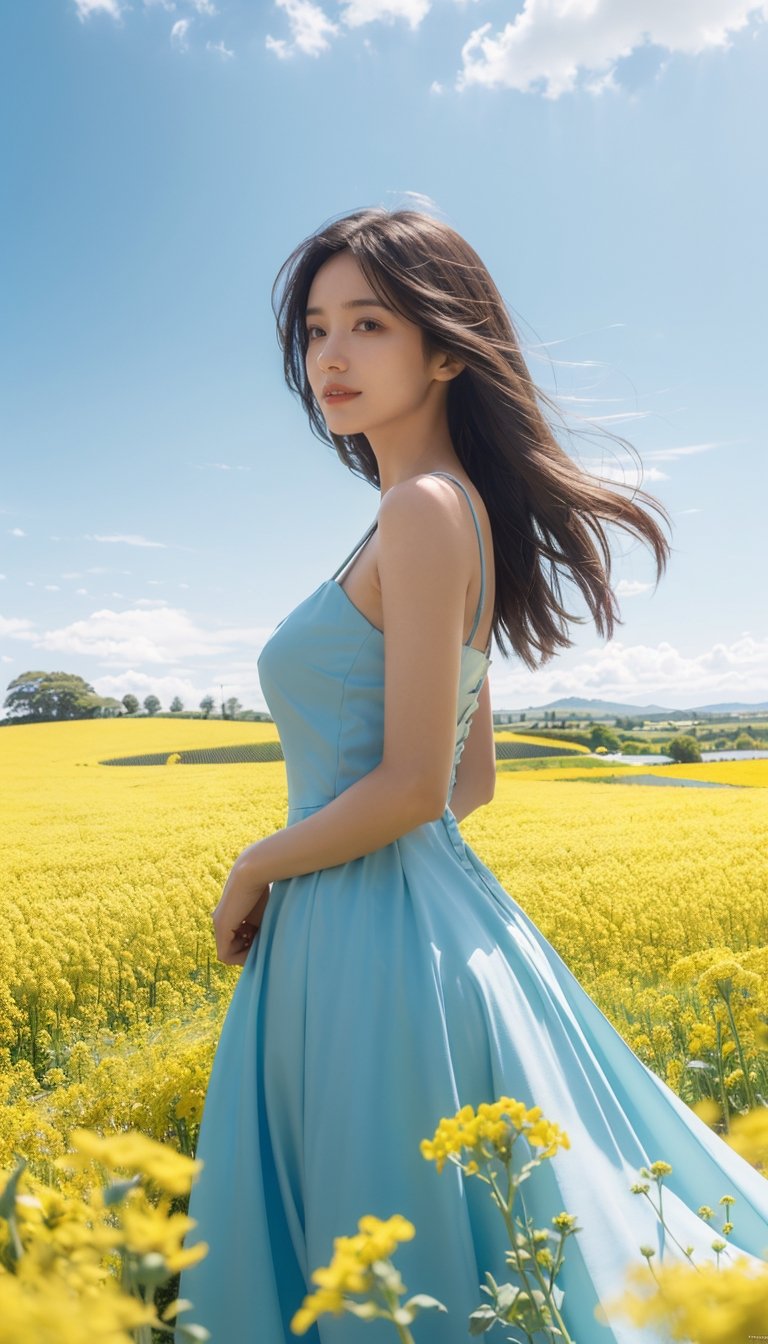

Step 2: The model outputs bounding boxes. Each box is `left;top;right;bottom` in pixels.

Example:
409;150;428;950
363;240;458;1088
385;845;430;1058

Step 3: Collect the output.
176;472;768;1344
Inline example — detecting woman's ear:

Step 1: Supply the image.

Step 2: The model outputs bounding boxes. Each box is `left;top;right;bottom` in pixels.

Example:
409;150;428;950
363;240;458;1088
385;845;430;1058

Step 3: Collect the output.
434;352;466;382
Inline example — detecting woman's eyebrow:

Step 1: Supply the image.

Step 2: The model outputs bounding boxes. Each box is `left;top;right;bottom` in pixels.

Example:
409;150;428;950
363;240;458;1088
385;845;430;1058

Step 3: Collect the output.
305;298;393;316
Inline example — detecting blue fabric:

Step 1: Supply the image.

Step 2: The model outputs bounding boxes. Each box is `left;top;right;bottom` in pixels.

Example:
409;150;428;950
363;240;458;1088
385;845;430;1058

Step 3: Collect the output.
176;476;768;1344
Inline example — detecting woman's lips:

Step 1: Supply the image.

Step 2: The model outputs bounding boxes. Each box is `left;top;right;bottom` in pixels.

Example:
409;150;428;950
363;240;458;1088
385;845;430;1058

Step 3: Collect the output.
324;392;361;403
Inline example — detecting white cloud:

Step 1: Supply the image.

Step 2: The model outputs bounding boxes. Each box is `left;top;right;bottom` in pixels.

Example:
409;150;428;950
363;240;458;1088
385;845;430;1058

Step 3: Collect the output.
265;0;340;58
642;442;725;463
490;632;768;709
265;0;431;57
584;462;671;484
9;528;26;538
340;0;430;30
74;0;124;19
194;461;252;471
456;0;768;99
85;533;168;548
145;0;217;10
613;579;654;597
1;602;267;668
171;17;191;49
265;34;291;58
0;614;37;638
206;38;234;57
576;439;720;488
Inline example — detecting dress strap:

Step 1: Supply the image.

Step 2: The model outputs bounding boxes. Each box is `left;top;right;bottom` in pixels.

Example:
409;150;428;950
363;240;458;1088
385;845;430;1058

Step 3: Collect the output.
330;474;492;655
330;520;378;583
428;472;490;652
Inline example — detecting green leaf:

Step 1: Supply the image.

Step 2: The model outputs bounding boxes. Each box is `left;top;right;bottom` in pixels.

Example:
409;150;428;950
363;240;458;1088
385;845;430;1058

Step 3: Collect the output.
468;1304;498;1334
0;1158;28;1220
496;1283;525;1313
103;1175;142;1207
134;1251;171;1289
345;1301;382;1320
403;1294;448;1314
371;1259;404;1294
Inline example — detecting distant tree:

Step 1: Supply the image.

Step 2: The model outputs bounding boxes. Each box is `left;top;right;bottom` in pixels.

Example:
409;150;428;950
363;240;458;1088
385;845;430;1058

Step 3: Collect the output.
735;733;756;750
199;694;215;719
3;671;120;721
143;695;161;716
589;723;620;753
667;734;702;764
170;696;184;713
122;693;140;715
225;696;242;719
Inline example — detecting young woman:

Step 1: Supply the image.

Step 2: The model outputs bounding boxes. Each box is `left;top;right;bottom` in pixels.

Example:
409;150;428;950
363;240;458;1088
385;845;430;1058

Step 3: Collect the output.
176;208;768;1343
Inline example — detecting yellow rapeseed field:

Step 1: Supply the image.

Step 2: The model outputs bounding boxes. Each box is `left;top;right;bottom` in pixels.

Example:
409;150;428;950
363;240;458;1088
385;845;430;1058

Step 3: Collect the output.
1;718;766;1342
506;759;768;787
1;718;766;1183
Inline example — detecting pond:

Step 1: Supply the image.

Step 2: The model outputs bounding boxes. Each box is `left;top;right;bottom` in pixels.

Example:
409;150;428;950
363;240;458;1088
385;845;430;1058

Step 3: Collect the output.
595;749;768;765
593;773;743;789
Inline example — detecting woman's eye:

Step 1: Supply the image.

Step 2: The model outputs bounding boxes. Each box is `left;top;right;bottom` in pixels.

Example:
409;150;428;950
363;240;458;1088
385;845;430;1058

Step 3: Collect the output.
306;319;380;340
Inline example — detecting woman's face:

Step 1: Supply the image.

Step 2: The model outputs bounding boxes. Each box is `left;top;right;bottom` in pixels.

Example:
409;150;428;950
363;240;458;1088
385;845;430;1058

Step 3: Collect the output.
304;250;452;438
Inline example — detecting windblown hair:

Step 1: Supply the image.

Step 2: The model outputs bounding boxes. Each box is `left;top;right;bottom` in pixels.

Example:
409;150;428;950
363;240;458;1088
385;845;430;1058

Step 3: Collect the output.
271;207;673;671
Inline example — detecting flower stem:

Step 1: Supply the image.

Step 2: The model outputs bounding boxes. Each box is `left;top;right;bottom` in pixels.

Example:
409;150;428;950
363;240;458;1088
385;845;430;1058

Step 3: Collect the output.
517;1187;576;1344
722;992;757;1110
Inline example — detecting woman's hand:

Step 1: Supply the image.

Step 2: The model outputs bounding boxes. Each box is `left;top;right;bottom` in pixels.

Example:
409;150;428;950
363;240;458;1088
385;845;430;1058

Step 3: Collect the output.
211;852;272;966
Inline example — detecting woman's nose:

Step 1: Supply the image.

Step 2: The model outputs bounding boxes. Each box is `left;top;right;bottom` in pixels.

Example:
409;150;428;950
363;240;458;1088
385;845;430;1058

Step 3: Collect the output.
316;340;347;371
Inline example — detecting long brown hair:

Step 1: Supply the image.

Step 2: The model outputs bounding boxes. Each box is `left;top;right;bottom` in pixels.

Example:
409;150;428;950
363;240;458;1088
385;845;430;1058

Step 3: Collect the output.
271;207;673;671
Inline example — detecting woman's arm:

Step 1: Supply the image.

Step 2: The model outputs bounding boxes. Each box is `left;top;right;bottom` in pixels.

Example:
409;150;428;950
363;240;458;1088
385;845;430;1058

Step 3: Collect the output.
447;677;496;825
217;476;481;925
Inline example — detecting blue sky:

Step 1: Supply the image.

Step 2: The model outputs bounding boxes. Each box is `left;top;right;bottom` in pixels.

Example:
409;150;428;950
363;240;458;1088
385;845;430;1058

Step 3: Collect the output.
1;0;766;717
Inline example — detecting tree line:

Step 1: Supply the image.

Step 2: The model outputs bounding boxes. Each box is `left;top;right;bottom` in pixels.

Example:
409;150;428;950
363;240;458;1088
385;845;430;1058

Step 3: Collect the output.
1;671;255;724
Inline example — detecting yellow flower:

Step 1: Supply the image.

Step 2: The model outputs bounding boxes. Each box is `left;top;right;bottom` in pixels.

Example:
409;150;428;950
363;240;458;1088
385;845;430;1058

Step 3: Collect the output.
726;1106;768;1170
610;1255;768;1343
648;1161;672;1178
421;1097;570;1174
291;1215;416;1335
54;1129;201;1197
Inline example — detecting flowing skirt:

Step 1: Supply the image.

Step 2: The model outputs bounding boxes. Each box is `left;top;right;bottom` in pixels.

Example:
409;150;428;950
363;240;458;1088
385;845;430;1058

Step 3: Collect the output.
175;807;768;1343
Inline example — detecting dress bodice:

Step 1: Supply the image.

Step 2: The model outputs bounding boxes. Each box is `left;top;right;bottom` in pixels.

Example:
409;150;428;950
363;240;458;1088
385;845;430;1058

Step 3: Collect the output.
257;473;492;819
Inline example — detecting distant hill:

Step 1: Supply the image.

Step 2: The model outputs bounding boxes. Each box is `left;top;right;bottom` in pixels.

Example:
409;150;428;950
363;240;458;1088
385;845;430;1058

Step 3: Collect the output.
535;698;667;720
693;701;768;713
499;696;768;716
